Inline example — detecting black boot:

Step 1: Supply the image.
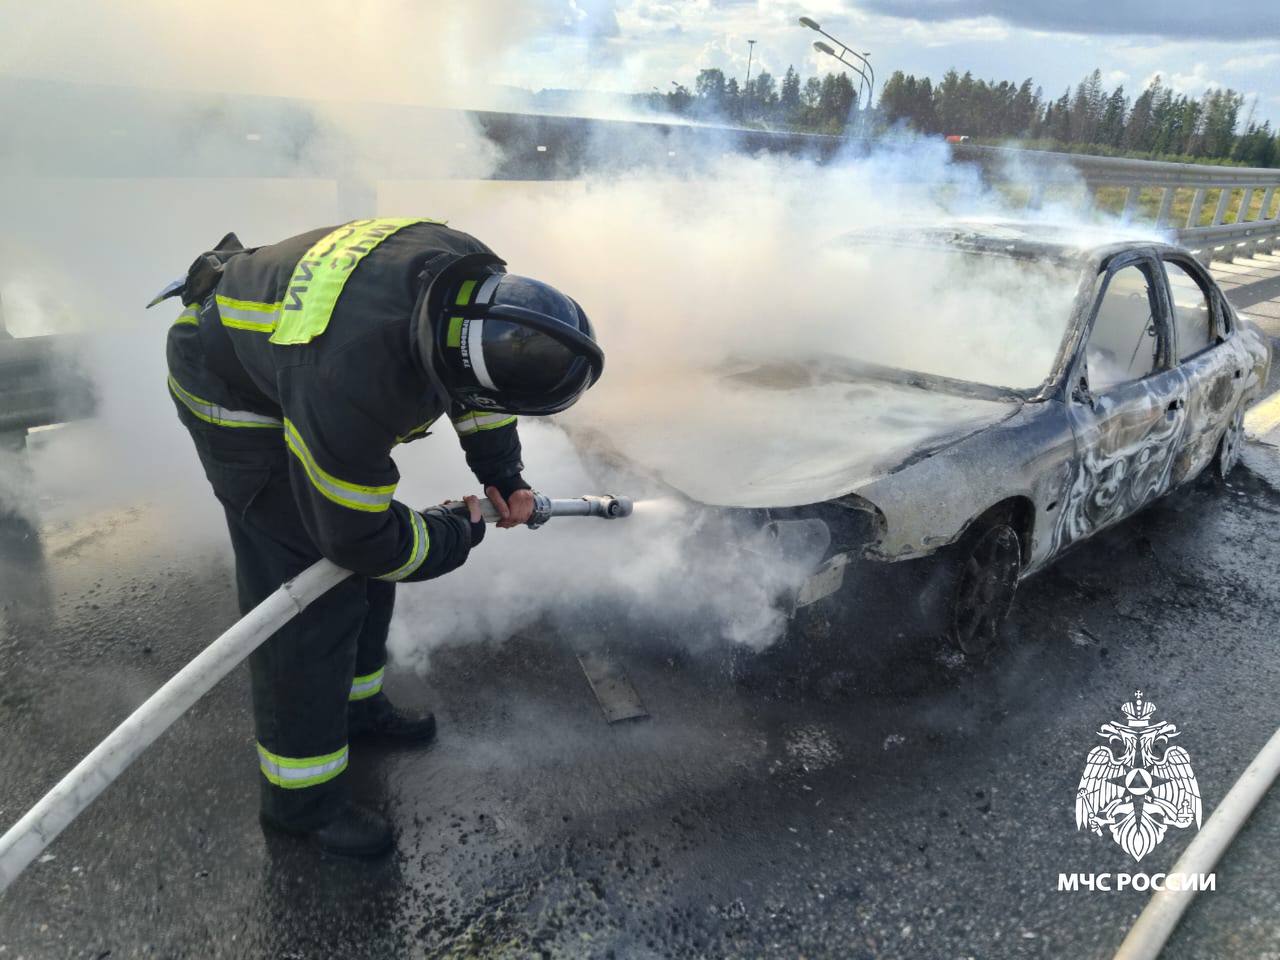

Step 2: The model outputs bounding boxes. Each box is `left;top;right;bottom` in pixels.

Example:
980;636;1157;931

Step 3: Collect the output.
348;692;437;746
261;802;393;858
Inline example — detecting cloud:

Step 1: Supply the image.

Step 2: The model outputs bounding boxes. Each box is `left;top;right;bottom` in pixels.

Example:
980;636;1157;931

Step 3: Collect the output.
1223;51;1280;71
563;0;623;38
1102;69;1131;89
857;0;1280;41
1145;63;1223;96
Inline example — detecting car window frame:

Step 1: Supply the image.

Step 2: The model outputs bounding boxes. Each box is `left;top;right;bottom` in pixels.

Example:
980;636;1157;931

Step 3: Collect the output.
1158;253;1227;361
1075;251;1173;397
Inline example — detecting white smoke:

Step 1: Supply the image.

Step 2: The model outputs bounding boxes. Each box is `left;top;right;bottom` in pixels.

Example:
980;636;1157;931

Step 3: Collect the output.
382;140;1144;665
0;2;1154;666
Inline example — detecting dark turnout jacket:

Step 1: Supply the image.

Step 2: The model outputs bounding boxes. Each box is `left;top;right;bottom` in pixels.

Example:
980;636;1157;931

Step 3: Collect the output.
165;220;528;583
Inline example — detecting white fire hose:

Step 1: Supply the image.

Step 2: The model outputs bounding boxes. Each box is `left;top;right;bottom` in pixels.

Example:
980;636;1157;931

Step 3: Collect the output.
0;495;631;894
0;558;350;893
1113;725;1280;960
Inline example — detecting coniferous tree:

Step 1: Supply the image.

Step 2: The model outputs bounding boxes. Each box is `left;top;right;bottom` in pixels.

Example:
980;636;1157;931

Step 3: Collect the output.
642;62;1276;166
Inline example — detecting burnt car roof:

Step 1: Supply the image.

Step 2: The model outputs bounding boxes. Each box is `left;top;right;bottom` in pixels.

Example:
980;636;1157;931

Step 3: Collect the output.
835;219;1179;264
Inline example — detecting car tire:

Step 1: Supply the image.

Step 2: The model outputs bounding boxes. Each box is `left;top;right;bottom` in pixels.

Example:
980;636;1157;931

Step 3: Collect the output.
944;520;1022;659
1213;404;1245;481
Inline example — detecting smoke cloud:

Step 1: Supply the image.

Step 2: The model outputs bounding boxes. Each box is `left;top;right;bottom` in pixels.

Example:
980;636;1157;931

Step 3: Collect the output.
0;2;1150;666
383;142;1139;663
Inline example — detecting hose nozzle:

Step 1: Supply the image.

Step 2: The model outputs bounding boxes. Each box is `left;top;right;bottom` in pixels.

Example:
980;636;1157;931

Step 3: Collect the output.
576;494;634;521
441;494;635;528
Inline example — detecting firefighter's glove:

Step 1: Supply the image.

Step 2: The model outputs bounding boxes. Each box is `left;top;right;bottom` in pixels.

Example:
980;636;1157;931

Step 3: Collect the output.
419;499;482;580
428;496;486;548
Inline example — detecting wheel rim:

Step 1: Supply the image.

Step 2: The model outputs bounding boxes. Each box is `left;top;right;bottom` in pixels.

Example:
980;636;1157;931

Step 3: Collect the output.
1219;407;1244;478
950;525;1021;658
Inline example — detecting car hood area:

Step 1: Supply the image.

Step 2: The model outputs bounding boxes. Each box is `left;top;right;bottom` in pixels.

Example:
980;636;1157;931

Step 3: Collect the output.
565;362;1023;509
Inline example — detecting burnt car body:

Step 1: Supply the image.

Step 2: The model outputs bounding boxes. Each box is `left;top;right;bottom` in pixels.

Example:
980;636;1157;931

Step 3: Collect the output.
578;221;1272;655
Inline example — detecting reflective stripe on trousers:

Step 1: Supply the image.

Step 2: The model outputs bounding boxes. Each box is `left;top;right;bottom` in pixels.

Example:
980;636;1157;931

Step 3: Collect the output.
257;744;349;790
168;376;283;429
349;666;385;701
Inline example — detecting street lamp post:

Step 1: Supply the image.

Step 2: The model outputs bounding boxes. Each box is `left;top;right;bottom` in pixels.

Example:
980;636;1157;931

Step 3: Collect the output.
798;16;875;112
812;40;870;113
745;39;757;88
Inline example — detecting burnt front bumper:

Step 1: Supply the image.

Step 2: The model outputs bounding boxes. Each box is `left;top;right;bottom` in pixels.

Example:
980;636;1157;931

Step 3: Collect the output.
758;498;956;639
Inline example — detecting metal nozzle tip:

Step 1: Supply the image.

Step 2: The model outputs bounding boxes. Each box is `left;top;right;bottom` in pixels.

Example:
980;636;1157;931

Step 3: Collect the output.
607;496;634;519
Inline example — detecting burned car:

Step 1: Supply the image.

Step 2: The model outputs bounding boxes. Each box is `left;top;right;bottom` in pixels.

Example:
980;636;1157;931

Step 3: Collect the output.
575;221;1271;656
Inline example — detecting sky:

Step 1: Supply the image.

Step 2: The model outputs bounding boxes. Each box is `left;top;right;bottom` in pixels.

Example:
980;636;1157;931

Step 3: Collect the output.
1;0;1277;126
514;0;1280;126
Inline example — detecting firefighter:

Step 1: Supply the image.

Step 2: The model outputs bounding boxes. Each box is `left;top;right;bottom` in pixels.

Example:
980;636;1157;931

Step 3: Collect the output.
157;218;603;857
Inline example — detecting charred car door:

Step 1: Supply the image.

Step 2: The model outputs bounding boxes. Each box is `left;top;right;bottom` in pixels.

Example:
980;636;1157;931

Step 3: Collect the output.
1161;256;1243;483
1054;254;1186;550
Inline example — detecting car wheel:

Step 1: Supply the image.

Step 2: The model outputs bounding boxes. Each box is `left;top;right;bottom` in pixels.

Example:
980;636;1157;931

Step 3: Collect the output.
946;522;1021;659
1215;405;1245;480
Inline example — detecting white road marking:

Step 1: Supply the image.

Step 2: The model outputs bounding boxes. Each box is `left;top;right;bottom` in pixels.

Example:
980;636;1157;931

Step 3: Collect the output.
1245;388;1280;442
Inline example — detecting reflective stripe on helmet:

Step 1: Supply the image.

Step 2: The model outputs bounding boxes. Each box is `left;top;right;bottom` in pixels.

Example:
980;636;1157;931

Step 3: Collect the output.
257;743;348;789
168;376;283;429
446;278;477;348
349;666;385;701
466;318;499;390
282;419;397;513
451;410;517;436
475;274;502;304
215;294;281;333
271;218;440;345
376;509;429;582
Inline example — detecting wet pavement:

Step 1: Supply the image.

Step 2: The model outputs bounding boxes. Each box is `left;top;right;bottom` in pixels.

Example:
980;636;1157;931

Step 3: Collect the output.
1;268;1279;959
1;442;1278;959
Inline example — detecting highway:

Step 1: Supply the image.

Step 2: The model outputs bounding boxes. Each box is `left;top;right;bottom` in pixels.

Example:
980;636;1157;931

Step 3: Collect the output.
1;255;1279;960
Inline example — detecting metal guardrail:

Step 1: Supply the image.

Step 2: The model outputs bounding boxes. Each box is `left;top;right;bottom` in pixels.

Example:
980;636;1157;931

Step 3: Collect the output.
5;77;1276;261
953;144;1280;262
4;96;1280;435
443;118;1280;262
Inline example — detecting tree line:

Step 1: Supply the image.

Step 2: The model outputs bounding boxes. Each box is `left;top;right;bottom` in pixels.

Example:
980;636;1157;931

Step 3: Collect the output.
641;64;1280;168
637;66;861;134
879;68;1277;167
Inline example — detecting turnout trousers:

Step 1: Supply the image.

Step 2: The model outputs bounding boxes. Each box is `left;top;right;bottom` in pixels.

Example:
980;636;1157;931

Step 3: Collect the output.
174;402;395;829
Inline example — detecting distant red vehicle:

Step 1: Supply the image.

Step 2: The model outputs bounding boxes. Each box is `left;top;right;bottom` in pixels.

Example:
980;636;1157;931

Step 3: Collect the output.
945;134;970;144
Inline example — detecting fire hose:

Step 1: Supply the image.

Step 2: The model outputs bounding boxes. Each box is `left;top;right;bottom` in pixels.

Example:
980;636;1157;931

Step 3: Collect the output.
0;494;632;894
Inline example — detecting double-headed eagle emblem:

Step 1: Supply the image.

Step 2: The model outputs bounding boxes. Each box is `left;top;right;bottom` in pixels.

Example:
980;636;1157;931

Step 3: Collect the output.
1075;690;1201;862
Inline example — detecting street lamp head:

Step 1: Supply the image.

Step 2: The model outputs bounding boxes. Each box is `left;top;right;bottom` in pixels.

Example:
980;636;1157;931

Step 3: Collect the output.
813;40;835;55
798;16;821;30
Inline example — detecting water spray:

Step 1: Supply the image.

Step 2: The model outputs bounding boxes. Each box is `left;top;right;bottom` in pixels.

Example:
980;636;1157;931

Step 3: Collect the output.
0;492;633;893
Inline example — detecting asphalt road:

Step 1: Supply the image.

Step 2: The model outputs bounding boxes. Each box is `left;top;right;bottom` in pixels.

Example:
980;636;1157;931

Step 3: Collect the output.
1;256;1279;959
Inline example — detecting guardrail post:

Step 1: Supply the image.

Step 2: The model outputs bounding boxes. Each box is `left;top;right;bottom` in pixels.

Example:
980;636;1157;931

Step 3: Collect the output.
1185;188;1208;229
1239;188;1258;222
1259;187;1280;255
1122;186;1141;222
1211;187;1232;226
1155;186;1176;230
1080;182;1097;217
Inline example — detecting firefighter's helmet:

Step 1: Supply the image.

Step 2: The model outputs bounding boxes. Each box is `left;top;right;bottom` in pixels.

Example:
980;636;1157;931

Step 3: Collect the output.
416;254;603;415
